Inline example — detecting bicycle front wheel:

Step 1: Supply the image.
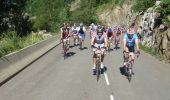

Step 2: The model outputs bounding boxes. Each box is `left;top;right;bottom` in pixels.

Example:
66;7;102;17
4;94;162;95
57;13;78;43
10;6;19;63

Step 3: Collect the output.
96;59;101;81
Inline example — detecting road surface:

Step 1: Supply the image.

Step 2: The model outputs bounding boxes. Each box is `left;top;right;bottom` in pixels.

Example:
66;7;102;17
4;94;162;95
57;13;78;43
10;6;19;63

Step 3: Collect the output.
0;33;170;100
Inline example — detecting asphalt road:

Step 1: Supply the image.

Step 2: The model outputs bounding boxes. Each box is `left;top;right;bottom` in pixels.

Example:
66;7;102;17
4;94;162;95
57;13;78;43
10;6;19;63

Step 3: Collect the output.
0;33;170;100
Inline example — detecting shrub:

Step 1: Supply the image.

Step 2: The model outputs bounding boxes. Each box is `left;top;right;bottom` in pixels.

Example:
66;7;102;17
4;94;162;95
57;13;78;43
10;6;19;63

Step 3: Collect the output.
132;0;155;12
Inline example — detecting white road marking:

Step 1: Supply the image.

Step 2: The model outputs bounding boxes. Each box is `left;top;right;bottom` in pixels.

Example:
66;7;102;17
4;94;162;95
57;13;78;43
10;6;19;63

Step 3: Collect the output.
110;95;114;100
104;72;110;85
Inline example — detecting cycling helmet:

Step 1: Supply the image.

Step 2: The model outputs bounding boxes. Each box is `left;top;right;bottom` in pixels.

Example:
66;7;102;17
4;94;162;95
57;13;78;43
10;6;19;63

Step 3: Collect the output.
97;28;103;33
80;23;83;26
91;23;94;26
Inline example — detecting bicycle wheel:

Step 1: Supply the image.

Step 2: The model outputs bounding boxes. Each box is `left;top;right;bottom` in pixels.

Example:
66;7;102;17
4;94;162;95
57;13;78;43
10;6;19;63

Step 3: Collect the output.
127;63;132;82
96;59;101;81
115;39;118;50
108;41;110;53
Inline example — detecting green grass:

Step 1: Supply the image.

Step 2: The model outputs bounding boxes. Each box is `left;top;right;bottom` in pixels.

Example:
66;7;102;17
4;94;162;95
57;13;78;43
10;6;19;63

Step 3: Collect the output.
0;31;45;57
139;43;164;61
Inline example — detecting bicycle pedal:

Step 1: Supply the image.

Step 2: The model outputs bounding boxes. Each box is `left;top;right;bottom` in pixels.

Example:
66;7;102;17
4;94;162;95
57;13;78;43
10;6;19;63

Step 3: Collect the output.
93;70;96;75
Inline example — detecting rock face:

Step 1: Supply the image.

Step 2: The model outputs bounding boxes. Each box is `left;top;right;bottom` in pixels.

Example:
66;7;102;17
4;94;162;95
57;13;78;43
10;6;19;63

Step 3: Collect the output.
134;5;170;62
98;0;170;62
97;0;133;26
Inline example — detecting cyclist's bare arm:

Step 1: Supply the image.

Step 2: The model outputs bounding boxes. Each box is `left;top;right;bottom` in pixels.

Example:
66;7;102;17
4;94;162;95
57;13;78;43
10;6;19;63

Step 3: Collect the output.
104;37;108;48
135;39;140;51
91;36;95;46
123;39;127;51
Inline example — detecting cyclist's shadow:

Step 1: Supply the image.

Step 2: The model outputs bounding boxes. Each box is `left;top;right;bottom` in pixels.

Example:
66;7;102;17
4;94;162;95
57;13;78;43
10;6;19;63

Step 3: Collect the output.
65;52;76;58
79;47;88;50
119;66;126;76
102;66;107;74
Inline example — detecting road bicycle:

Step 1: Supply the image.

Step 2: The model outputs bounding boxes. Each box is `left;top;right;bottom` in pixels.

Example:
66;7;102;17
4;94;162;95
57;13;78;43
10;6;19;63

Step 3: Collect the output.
114;36;120;50
73;34;78;46
63;38;69;60
93;46;105;81
107;37;112;53
123;51;140;82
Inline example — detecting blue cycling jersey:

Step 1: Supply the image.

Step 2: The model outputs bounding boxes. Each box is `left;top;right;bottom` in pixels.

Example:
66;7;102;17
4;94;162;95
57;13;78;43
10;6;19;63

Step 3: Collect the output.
123;33;138;47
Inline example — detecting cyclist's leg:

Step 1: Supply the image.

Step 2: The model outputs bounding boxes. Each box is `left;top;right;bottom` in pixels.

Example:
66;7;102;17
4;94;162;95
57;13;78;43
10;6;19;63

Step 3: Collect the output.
129;46;135;63
129;46;135;74
78;34;81;47
123;46;130;66
62;39;64;49
93;52;97;69
100;44;105;69
73;34;76;45
107;36;111;50
82;34;85;48
66;38;70;49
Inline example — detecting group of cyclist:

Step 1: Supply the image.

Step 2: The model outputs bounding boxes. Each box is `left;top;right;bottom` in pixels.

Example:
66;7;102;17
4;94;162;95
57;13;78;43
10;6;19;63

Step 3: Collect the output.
60;22;86;50
60;22;140;75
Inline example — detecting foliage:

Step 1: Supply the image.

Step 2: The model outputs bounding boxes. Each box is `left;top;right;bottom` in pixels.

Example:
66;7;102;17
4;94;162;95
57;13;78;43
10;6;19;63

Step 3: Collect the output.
25;0;73;32
139;43;163;61
160;0;170;27
131;0;155;12
0;31;44;57
0;0;32;37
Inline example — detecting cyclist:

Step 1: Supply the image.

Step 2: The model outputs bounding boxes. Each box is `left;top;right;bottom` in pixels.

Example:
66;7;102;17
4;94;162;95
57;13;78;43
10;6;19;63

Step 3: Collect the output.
106;26;114;50
78;23;86;49
61;23;70;49
123;24;140;74
90;23;97;39
102;25;107;33
91;28;107;75
71;23;79;46
115;27;122;48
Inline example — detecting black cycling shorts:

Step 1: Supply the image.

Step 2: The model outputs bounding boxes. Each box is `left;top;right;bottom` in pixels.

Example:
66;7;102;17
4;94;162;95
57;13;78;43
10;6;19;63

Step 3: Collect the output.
126;45;135;52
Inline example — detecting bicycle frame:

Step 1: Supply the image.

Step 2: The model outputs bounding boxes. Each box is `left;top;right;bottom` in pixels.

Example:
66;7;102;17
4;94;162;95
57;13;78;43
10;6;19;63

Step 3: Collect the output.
94;47;103;81
73;34;78;45
124;52;133;82
63;38;69;59
107;37;112;52
115;36;120;49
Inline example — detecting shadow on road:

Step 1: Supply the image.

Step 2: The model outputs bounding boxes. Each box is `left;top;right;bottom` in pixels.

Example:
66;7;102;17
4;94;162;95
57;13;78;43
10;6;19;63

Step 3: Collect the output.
114;47;120;50
69;45;75;48
79;47;88;50
119;66;126;76
104;66;107;72
65;52;76;58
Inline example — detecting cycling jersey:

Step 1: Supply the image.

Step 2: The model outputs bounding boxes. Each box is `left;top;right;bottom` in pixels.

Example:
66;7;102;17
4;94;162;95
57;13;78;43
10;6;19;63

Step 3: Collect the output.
107;28;113;37
116;30;121;36
72;27;78;35
79;28;85;34
94;35;105;44
61;27;70;39
123;33;138;47
90;26;97;32
78;26;86;39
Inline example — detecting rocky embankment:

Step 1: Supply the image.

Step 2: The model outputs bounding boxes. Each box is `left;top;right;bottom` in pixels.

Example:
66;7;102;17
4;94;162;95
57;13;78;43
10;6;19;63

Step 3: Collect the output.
133;3;170;62
98;0;170;62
